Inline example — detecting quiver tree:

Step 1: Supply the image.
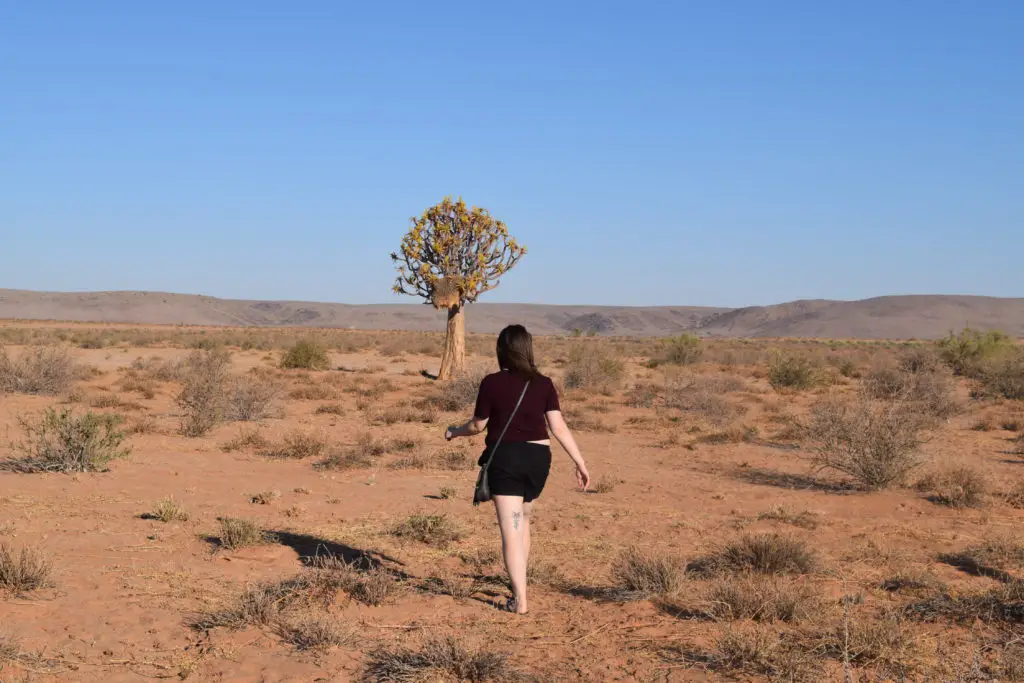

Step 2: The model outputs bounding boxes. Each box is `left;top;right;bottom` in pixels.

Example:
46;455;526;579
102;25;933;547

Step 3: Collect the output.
391;197;526;380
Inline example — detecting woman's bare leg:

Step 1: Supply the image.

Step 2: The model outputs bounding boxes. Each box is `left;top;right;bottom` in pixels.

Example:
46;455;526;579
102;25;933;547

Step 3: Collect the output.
522;500;534;567
493;495;528;613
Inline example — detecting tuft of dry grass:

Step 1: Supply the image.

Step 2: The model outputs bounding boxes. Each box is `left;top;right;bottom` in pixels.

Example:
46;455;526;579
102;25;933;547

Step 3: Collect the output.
363;636;522;683
147;497;189;523
703;575;817;622
220;427;270;453
314;402;344;415
1001;480;1024;508
590;475;619;493
807;397;925;490
610;547;688;599
390;514;462;549
307;555;400;606
261;431;327;459
3;408;130;473
756;506;820;530
917;466;988;508
0;544;54;593
695;533;816;576
906;580;1024;624
217;518;274;550
0;346;77;395
274;614;354;651
289;384;337;401
249;490;281;505
439;486;457;500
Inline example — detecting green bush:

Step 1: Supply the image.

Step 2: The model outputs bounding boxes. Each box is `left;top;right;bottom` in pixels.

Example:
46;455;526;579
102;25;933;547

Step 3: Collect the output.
767;352;817;391
937;327;1014;377
656;334;703;366
280;340;330;370
6;408;130;473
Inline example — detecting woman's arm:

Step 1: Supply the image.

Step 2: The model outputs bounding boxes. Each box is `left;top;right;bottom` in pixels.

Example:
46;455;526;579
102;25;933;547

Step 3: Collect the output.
445;417;488;441
546;410;591;491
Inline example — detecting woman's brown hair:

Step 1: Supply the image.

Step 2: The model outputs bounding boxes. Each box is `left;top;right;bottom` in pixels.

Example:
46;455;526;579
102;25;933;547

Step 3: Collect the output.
496;324;538;378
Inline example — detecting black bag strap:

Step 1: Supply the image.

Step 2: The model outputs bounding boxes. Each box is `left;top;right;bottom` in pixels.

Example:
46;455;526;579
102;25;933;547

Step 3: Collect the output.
481;380;530;473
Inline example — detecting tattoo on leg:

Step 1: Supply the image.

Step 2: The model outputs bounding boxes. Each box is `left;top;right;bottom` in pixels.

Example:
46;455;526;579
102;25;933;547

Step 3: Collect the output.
512;512;521;530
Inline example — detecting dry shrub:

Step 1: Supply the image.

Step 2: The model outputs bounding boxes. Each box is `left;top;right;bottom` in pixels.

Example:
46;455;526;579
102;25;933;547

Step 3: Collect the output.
147;497;189;522
768;352;817;391
176;348;231;436
591;475;618;493
128;414;159;435
221;427;270;453
424;570;475;600
315;432;412;470
948;536;1024;573
315;403;344;415
250;490;281;505
217;518;273;550
979;349;1024;400
899;347;941;374
880;569;945;594
0;544;53;593
862;364;959;419
698;624;817;681
907;580;1024;624
289;384;337;401
226;370;283;421
1001;480;1024;508
563;344;625;394
807;397;924;490
663;375;744;425
261;431;327;459
374;405;438;425
611;547;688;599
437;448;473;471
391;514;462;549
130;355;185;382
917;466;988;508
696;424;759;445
274;614;354;651
703;575;817;622
0;346;77;395
280;340;330;370
819;610;921;677
363;636;521;683
429;367;489;412
3;408;130;473
625;382;660;408
696;534;816;576
310;556;401;606
191;582;299;631
117;371;157;399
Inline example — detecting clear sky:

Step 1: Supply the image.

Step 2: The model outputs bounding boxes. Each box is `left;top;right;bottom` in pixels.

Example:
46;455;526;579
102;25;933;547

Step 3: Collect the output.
2;1;1021;307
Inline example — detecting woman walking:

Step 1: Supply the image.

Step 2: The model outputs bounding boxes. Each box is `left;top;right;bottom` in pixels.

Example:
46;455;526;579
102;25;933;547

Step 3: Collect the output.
445;324;590;615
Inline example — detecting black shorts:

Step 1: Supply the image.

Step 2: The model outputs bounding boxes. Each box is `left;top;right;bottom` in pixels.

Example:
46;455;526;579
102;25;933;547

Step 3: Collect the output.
479;442;552;503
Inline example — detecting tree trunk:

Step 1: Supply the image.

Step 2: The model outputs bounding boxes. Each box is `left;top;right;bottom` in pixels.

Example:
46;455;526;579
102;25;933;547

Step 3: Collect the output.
438;304;466;381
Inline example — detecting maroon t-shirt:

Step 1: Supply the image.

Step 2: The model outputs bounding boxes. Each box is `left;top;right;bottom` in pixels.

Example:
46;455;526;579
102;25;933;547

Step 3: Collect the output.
473;371;561;448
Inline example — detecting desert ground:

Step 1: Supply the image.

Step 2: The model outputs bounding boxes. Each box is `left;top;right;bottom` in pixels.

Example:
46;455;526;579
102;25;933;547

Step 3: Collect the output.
1;322;1023;682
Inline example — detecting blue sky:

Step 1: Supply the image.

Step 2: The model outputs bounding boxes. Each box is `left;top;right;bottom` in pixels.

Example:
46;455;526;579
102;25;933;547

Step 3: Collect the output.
2;1;1021;307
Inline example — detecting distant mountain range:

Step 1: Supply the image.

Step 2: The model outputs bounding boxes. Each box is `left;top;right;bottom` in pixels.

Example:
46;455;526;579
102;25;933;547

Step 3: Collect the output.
0;289;1022;339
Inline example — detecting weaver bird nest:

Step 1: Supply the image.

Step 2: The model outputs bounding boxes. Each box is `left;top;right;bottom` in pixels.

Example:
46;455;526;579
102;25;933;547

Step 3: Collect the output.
431;278;463;309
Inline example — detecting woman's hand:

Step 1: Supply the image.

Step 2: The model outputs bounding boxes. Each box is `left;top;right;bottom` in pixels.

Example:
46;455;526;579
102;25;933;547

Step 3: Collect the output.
575;462;591;492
